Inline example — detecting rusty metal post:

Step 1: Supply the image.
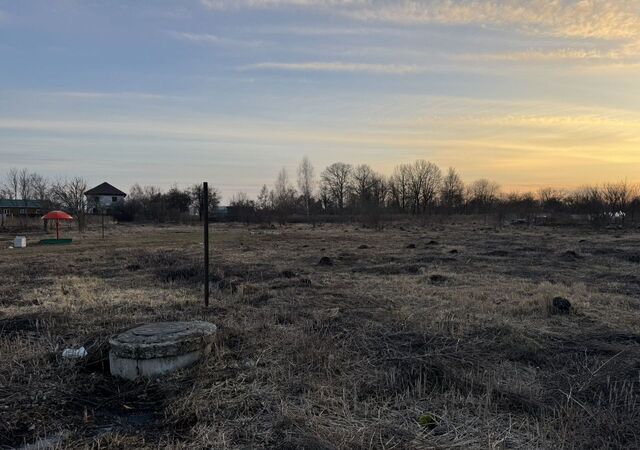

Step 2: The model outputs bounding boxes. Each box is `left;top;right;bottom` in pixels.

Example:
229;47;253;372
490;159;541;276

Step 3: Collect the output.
203;182;209;307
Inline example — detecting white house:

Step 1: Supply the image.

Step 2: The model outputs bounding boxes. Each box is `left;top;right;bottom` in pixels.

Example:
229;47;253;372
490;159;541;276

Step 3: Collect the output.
85;182;127;213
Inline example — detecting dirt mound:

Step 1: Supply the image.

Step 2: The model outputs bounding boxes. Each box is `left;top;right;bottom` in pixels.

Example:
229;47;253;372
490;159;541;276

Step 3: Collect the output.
318;257;334;266
551;297;572;314
561;250;583;261
428;274;448;285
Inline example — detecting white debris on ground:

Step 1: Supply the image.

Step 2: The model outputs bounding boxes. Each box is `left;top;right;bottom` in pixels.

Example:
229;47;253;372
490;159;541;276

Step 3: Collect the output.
62;347;87;359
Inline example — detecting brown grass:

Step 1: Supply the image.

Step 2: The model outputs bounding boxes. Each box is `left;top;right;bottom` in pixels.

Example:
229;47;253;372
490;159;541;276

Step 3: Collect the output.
1;220;640;449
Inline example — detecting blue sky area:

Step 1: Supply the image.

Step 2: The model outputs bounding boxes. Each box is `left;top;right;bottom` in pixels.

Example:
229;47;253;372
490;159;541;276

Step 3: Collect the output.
1;0;639;199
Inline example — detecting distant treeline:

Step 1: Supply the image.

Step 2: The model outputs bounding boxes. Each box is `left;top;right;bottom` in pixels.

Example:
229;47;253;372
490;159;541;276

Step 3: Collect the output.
2;160;640;228
225;158;640;226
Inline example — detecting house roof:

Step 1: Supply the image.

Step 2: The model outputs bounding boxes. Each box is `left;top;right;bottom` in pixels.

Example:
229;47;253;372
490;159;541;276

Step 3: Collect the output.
0;199;43;209
85;182;127;197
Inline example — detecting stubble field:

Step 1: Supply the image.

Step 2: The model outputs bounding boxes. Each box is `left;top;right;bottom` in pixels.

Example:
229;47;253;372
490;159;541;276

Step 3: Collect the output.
1;220;640;449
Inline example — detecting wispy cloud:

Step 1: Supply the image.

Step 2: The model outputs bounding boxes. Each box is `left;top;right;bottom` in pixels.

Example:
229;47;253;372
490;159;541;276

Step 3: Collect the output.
454;48;627;63
168;31;265;47
50;91;183;100
242;61;425;74
253;24;395;36
200;0;640;40
200;0;367;10
349;1;640;40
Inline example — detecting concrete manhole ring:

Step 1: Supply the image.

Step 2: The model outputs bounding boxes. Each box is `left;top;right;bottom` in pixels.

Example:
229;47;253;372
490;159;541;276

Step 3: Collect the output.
109;321;217;380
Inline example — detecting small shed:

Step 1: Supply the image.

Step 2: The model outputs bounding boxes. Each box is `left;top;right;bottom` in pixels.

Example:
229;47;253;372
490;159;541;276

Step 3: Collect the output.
85;182;127;213
0;199;44;218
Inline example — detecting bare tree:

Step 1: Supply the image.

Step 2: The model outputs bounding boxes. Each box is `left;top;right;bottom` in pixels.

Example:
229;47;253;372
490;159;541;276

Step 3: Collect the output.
408;160;441;214
2;168;20;200
538;187;565;212
602;180;636;216
17;169;33;203
351;164;376;209
50;177;88;231
320;162;352;212
229;192;256;224
567;185;603;217
371;173;388;208
257;184;272;211
319;183;331;211
190;183;221;221
420;162;442;213
297;156;315;217
273;168;297;221
503;191;537;221
388;164;411;212
440;167;465;212
30;173;50;203
128;183;145;201
466;179;500;212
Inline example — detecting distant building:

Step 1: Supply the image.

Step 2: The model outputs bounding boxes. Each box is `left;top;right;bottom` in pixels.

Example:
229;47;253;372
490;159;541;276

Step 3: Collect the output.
85;182;127;213
188;205;230;218
0;199;45;218
214;206;229;217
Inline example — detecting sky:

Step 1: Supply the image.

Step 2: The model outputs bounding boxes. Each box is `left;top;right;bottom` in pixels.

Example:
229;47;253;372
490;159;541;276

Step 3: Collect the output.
1;0;639;199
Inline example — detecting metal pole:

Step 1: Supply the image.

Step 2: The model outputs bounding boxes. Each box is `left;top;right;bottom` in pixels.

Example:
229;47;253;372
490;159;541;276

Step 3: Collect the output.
101;211;105;239
203;182;209;307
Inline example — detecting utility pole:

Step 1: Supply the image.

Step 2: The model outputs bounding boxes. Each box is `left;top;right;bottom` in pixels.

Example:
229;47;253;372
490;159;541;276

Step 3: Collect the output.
203;182;209;307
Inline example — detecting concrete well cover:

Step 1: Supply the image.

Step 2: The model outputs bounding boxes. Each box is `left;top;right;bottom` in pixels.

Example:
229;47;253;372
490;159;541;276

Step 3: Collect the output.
110;321;217;360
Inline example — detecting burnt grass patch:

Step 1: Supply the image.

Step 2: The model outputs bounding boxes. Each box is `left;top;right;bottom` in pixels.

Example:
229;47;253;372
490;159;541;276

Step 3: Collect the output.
0;312;66;337
367;323;640;445
146;249;284;287
484;250;510;257
3;223;640;448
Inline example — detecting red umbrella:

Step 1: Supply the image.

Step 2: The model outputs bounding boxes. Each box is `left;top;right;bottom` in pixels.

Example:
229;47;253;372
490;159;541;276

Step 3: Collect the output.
42;211;74;240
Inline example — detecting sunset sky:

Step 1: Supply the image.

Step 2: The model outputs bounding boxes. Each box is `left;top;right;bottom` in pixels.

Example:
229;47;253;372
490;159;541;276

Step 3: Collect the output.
1;0;639;199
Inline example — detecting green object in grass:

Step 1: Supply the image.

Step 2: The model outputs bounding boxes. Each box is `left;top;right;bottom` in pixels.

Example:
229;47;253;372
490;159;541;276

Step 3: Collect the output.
40;238;73;245
418;413;438;429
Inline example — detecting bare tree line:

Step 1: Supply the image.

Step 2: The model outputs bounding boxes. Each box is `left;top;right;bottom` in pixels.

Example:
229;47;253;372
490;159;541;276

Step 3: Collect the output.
3;162;640;227
229;158;640;225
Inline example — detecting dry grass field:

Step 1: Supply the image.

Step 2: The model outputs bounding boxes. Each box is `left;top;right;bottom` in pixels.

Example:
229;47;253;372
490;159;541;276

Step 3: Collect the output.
1;220;640;449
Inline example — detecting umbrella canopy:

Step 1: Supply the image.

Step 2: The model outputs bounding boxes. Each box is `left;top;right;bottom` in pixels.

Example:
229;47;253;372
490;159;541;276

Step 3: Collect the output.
42;210;73;220
42;210;74;240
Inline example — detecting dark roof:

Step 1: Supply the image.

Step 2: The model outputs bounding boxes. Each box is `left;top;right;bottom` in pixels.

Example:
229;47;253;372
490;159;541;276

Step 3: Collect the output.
0;199;43;209
85;182;127;197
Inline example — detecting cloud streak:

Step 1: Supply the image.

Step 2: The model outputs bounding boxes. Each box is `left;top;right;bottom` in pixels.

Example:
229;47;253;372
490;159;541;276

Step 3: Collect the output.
168;31;265;47
51;91;177;100
242;61;425;74
454;48;627;63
